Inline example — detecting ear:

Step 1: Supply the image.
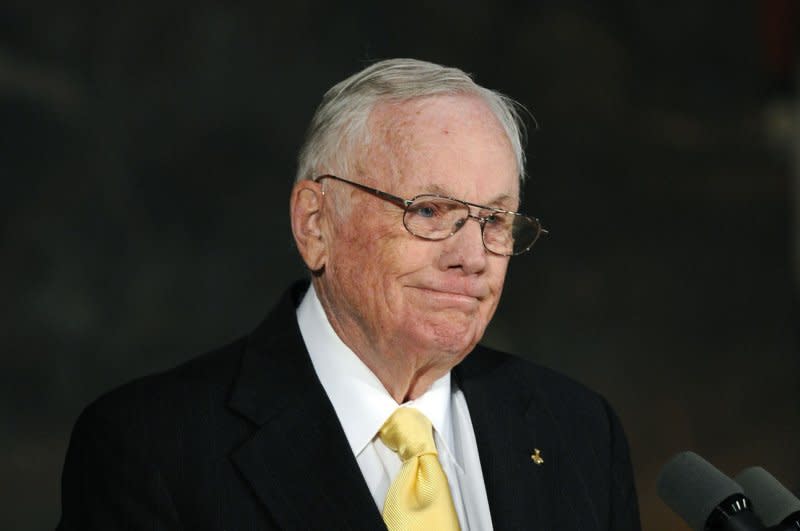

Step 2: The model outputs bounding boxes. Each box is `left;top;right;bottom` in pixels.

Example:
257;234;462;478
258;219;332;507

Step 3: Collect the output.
290;179;327;272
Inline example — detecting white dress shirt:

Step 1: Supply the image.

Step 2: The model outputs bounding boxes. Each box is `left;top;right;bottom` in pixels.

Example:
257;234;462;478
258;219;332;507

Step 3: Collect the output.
296;284;493;530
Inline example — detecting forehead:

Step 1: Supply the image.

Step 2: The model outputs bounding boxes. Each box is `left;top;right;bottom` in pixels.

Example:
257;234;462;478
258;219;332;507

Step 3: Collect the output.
362;95;520;206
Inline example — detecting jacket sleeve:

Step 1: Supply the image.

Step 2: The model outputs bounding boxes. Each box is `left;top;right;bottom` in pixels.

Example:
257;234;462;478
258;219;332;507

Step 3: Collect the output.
57;403;183;530
604;398;642;531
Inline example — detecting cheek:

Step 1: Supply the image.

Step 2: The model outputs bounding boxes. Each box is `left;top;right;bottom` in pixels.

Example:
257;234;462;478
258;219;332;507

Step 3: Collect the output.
482;263;509;318
329;222;407;302
488;260;509;295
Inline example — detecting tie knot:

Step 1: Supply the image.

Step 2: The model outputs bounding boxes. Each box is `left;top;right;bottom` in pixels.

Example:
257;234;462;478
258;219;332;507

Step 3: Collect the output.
379;407;437;461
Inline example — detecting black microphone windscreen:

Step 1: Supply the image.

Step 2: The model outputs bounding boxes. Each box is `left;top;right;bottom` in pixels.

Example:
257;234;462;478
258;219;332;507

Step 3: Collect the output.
735;467;800;527
657;451;745;531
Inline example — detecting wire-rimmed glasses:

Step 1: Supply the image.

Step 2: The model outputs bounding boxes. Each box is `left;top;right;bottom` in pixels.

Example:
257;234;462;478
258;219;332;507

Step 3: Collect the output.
314;174;547;256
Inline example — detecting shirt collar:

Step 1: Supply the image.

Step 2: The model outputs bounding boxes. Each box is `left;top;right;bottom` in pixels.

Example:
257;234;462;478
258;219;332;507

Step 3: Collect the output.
296;284;455;461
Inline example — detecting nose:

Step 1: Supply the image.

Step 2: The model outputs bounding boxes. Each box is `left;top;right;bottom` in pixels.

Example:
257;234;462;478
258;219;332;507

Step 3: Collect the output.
438;215;488;274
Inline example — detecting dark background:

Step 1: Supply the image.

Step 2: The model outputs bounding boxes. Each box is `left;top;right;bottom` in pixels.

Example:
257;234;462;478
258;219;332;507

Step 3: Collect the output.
2;2;798;529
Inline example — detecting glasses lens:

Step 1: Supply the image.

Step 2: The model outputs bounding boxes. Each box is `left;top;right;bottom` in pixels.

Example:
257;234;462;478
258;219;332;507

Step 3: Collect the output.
404;197;468;239
483;214;542;256
404;195;543;256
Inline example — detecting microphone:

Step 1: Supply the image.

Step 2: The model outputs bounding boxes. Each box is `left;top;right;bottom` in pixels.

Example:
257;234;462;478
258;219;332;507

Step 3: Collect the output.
657;451;765;530
735;467;800;530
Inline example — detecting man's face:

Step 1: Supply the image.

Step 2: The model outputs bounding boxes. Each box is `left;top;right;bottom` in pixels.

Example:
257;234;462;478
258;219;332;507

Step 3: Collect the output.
316;94;519;376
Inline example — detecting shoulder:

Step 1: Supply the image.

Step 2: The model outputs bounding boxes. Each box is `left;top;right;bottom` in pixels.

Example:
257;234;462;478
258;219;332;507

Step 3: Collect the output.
88;337;245;414
458;345;622;438
462;345;611;406
71;336;252;458
71;282;308;447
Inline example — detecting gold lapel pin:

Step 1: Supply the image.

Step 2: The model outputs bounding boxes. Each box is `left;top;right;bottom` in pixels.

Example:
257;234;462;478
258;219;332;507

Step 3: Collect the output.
531;448;544;465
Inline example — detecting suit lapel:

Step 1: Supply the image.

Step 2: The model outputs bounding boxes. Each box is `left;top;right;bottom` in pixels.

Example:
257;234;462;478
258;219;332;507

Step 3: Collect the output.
228;284;385;530
455;348;559;531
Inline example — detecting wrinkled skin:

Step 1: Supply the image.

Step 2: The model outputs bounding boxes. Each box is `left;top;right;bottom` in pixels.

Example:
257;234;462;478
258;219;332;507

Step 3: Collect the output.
290;94;519;402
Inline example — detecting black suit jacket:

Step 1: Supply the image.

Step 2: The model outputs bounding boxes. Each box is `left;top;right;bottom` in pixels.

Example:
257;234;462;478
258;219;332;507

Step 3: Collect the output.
58;283;641;530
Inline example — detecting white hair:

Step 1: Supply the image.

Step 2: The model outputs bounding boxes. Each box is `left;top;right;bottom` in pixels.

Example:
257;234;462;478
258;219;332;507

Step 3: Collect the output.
295;58;529;183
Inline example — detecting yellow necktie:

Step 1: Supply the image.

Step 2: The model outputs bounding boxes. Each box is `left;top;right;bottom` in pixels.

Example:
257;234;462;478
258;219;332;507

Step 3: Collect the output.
379;407;460;531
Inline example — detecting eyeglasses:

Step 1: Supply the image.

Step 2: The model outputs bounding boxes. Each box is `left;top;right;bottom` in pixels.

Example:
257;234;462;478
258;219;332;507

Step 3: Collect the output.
314;174;547;256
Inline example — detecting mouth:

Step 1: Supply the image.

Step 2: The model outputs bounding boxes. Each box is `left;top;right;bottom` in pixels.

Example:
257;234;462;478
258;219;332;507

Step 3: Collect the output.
408;284;489;303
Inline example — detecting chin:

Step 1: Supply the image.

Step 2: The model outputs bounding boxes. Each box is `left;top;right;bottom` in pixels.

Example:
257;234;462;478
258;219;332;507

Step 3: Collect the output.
397;308;487;355
422;322;483;358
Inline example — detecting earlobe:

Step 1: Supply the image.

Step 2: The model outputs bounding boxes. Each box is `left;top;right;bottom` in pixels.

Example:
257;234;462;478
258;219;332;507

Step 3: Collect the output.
290;180;327;272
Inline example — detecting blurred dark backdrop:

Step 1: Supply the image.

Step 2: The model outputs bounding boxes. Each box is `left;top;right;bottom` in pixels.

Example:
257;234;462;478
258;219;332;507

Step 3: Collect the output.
1;2;798;529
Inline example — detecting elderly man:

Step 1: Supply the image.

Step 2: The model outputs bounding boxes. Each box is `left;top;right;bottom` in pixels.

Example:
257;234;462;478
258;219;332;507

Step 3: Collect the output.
58;59;641;530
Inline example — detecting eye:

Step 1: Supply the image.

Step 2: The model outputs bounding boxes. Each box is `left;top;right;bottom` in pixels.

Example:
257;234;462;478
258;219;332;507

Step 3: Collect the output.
408;200;446;218
416;205;437;218
482;212;513;233
483;210;510;225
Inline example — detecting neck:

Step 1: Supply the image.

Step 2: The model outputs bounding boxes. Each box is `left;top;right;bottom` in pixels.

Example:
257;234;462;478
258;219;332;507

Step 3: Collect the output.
370;358;448;404
334;325;452;403
311;280;455;403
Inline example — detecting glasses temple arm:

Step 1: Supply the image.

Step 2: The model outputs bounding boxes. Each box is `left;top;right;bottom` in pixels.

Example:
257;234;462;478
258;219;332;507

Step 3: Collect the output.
315;174;410;208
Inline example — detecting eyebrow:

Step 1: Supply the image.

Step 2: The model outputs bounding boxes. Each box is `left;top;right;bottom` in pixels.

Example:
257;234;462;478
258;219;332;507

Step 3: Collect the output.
422;184;518;210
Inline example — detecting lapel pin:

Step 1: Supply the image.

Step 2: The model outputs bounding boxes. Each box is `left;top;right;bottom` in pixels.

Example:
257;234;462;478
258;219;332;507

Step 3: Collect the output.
531;448;544;465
